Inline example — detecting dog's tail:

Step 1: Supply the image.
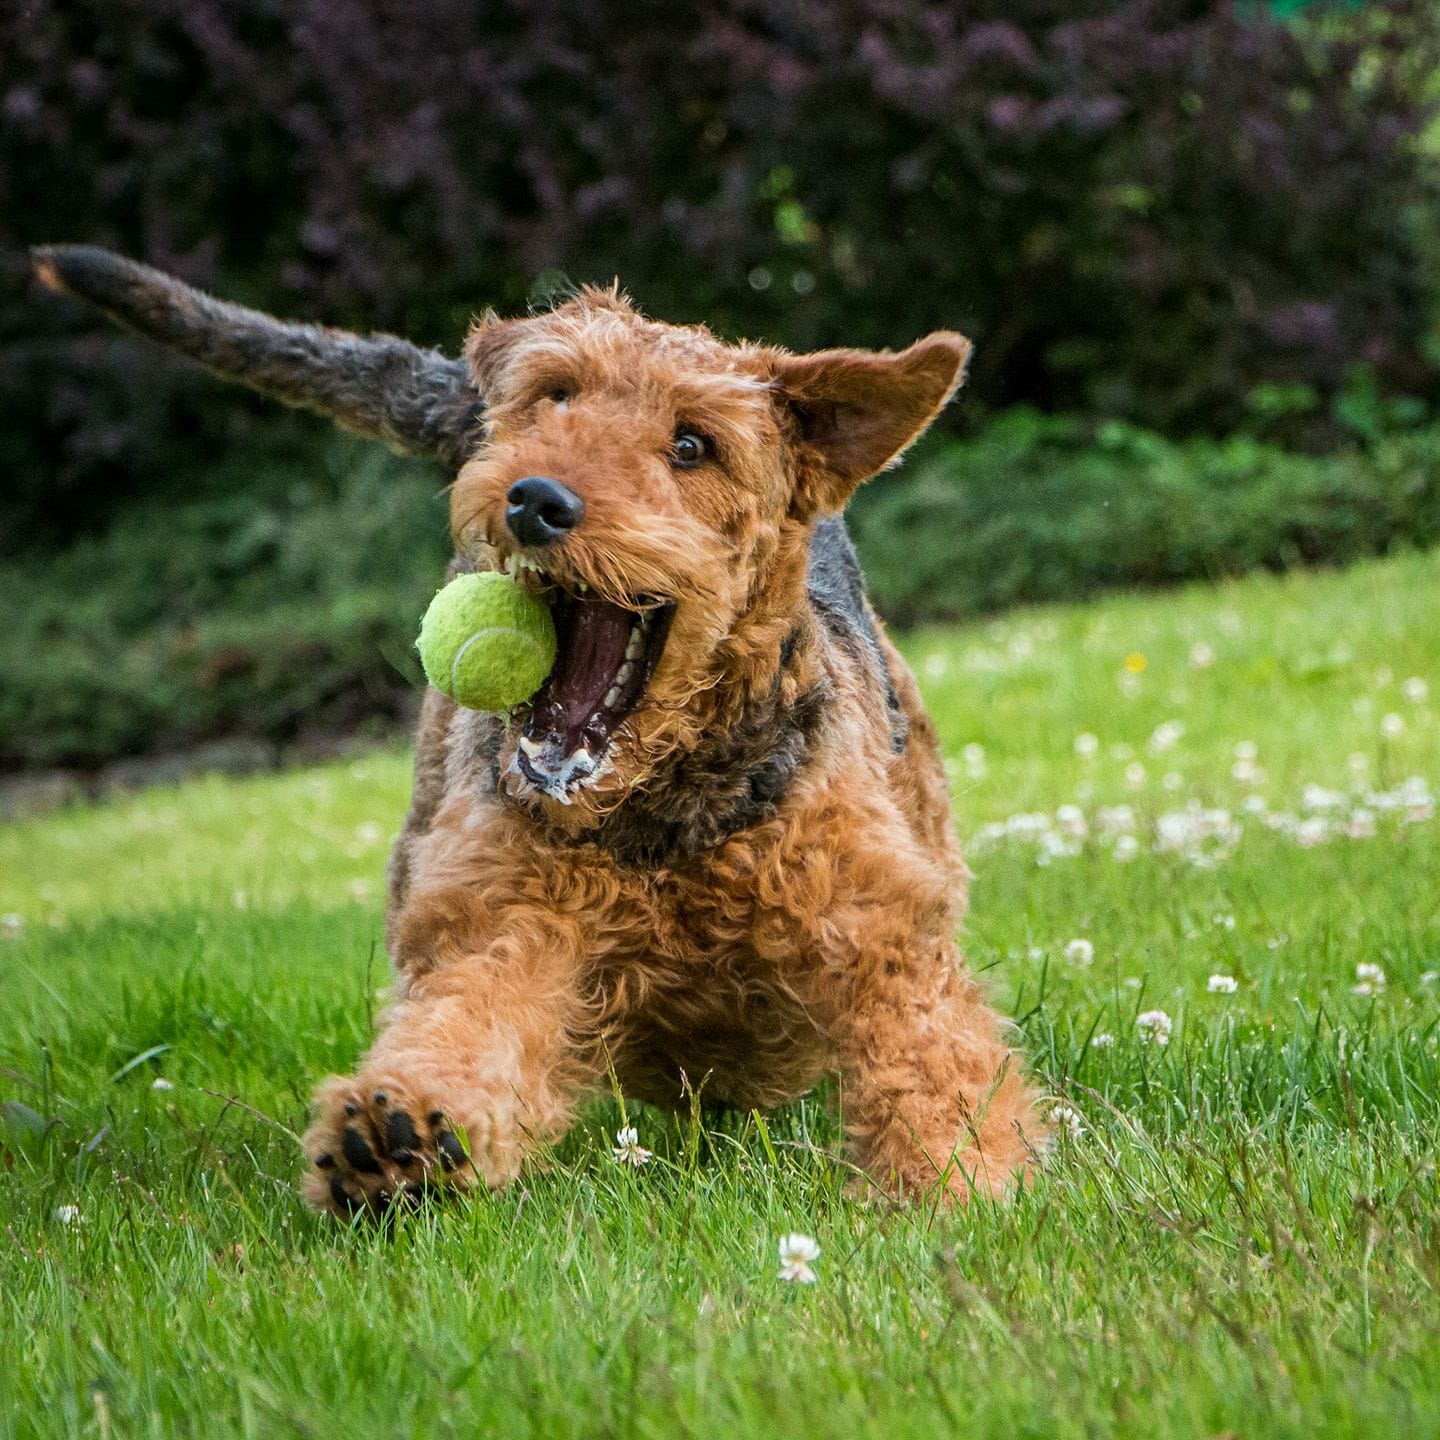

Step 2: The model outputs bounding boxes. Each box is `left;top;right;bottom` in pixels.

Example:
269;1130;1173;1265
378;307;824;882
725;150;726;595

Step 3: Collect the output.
30;244;481;469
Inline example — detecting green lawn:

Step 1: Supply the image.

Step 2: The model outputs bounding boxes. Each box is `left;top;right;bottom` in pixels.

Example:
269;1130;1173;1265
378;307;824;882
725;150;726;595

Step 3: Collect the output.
3;550;1439;1439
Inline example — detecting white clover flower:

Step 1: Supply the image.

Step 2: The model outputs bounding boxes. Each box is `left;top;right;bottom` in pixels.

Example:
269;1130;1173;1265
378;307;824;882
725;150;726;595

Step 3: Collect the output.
0;914;23;940
1207;974;1239;994
1381;713;1405;739
1342;810;1376;840
1074;732;1100;758
1125;762;1147;789
1231;758;1261;785
1190;642;1215;668
1241;794;1268;815
1353;962;1387;997
1302;784;1346;812
1348;751;1369;775
151;1077;174;1091
612;1126;652;1167
1212;913;1236;930
1118;672;1142;697
1096;805;1137;835
923;652;950;681
1402;676;1428;704
1234;741;1258;762
53;1205;81;1226
962;742;987;777
1295;818;1331;848
1136;1010;1172;1045
1063;939;1095;967
1090;1031;1116;1048
1112;835;1140;862
777;1233;820;1284
1419;970;1438;987
1048;1104;1084;1140
1055;804;1088;839
1162;771;1184;792
1148;720;1185;754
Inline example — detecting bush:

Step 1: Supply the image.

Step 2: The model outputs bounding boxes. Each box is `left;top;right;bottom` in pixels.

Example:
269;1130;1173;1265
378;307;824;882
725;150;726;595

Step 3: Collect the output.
6;412;1440;770
849;410;1440;624
4;0;1437;549
0;439;449;768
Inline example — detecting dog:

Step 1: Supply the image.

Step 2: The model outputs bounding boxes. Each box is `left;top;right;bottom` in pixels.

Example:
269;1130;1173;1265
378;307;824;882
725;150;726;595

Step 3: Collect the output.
33;247;1041;1214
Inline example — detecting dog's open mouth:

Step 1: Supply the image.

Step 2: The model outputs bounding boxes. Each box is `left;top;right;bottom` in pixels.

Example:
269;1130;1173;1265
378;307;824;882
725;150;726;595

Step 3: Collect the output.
502;559;674;800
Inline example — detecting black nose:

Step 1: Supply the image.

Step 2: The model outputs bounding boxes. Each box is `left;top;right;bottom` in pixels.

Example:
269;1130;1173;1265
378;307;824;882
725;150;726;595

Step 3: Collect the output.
505;476;585;548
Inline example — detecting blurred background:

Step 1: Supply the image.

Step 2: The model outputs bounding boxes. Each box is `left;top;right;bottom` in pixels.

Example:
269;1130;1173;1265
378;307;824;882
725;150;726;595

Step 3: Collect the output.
3;0;1439;799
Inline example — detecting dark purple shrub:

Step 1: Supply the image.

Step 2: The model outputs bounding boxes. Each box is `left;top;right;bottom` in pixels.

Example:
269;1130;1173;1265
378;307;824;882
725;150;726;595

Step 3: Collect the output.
3;0;1436;547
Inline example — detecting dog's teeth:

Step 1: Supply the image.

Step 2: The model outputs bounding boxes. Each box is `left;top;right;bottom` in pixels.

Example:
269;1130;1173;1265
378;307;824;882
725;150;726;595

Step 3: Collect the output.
624;629;644;661
503;555;518;579
603;685;622;709
615;661;634;688
576;580;589;593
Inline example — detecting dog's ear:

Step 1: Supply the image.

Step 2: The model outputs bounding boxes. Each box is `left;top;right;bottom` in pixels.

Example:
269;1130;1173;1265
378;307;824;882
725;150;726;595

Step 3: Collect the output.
772;332;971;517
464;310;526;394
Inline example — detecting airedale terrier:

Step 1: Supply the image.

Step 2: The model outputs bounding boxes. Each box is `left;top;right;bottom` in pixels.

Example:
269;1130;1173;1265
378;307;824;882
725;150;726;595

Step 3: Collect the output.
34;246;1041;1213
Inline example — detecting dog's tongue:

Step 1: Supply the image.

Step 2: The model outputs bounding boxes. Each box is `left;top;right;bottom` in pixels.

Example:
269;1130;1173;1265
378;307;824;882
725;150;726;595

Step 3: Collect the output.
526;597;634;752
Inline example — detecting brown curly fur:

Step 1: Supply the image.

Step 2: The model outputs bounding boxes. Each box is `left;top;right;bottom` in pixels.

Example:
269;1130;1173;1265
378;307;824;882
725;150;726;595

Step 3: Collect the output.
300;290;1042;1215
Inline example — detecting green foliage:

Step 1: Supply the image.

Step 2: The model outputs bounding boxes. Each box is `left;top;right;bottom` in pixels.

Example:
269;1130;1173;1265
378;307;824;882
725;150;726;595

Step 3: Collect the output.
2;552;1438;1438
851;410;1440;624
0;438;448;768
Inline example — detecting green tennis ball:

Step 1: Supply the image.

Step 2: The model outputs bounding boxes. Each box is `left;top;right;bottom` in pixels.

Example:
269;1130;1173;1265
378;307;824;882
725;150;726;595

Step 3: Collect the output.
416;571;557;712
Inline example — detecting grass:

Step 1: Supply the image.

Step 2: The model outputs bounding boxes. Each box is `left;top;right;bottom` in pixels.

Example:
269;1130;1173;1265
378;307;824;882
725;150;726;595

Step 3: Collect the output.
3;548;1439;1439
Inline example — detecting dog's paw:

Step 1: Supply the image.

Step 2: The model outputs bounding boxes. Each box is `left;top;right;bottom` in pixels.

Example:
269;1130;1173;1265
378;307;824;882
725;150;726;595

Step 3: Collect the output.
300;1074;476;1218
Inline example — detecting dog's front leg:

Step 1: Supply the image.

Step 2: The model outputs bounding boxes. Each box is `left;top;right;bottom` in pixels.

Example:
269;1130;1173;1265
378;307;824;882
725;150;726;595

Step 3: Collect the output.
832;951;1040;1205
301;921;596;1217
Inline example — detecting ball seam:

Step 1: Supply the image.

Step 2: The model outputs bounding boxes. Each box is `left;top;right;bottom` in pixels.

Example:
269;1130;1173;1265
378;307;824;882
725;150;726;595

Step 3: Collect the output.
449;625;552;705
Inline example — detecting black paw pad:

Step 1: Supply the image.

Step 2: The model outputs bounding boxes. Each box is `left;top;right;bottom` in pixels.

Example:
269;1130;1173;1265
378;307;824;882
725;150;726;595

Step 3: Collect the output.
436;1130;468;1172
329;1175;358;1213
342;1126;383;1175
386;1110;423;1156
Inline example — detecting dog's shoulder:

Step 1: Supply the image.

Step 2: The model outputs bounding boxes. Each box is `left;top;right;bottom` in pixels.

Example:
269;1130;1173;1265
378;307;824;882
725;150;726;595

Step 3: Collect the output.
806;516;909;754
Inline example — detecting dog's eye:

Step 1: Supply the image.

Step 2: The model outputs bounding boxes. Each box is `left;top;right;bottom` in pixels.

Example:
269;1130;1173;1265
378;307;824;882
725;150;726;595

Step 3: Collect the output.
672;430;710;469
549;387;571;406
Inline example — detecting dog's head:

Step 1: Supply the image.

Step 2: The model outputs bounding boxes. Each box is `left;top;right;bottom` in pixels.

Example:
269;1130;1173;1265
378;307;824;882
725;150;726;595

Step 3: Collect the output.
451;289;969;815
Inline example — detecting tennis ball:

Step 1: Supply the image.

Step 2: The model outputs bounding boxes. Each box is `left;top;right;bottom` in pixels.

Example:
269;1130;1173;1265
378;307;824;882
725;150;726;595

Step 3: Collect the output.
416;571;556;712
